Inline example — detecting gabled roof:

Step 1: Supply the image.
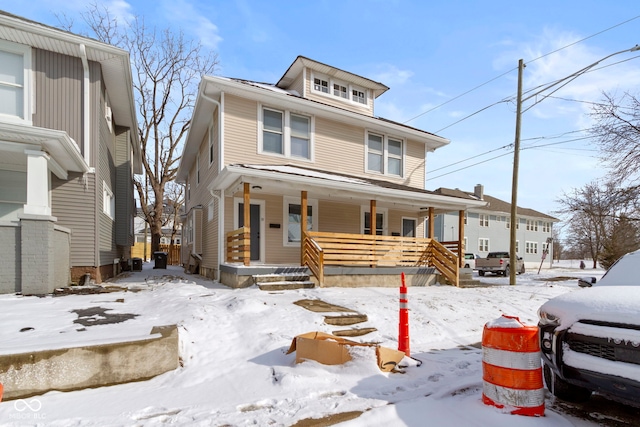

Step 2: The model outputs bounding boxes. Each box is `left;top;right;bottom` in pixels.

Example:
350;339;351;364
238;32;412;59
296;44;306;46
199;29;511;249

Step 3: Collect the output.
276;55;389;98
0;10;141;173
208;164;487;213
433;187;559;221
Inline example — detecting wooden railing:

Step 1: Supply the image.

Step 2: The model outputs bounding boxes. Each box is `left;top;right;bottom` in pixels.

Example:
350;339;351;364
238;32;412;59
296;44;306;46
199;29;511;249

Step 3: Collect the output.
226;227;250;265
131;242;181;265
302;231;459;286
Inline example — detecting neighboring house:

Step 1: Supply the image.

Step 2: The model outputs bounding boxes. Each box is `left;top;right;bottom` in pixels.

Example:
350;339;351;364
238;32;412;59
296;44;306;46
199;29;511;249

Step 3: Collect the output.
0;12;141;294
134;203;183;245
176;56;486;287
432;185;559;265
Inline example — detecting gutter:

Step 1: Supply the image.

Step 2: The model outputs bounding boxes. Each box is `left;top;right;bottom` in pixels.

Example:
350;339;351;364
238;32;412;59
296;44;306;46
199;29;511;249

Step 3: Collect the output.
79;44;93;172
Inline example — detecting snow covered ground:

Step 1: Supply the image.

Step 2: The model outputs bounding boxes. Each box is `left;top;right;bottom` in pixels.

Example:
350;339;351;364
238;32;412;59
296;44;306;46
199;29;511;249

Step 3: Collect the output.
0;261;609;426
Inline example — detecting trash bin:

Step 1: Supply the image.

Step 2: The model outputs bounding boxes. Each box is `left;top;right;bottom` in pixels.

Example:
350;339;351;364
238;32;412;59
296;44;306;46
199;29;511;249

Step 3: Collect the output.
132;257;143;271
153;251;168;269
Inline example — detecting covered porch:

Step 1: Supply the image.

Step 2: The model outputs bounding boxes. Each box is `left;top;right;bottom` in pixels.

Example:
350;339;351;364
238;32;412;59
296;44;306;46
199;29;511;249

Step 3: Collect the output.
212;164;486;288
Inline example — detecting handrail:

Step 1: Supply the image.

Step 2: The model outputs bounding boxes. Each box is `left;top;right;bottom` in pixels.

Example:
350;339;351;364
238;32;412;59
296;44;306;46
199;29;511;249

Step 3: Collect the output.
226;227;250;266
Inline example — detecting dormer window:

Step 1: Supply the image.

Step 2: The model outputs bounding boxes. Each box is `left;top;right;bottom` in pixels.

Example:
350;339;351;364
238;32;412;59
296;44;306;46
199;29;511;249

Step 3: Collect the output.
333;83;348;99
352;88;367;105
314;77;329;93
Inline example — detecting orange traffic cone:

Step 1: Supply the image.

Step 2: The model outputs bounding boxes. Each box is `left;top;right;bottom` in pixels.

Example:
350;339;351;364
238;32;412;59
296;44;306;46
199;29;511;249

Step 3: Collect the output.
398;272;410;357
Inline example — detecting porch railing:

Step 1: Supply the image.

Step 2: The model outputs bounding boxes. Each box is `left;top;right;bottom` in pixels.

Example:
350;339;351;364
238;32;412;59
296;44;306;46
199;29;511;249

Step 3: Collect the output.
226;227;250;265
302;231;459;286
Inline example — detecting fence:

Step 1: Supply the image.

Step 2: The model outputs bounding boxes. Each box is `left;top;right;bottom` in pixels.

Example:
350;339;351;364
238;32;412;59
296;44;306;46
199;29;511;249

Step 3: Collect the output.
131;243;181;265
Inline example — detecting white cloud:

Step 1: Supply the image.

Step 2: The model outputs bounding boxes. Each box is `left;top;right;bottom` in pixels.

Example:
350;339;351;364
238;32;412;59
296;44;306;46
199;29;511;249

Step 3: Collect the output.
369;64;414;86
160;0;222;49
105;0;135;25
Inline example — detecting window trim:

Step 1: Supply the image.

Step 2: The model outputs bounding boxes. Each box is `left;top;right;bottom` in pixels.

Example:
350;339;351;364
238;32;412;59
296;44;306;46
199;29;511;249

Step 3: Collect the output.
526;241;538;254
282;196;318;247
208;122;215;166
365;131;405;177
0;39;33;124
196;151;200;186
102;181;115;220
479;213;489;227
401;217;417;237
311;71;369;107
258;105;314;161
478;238;489;252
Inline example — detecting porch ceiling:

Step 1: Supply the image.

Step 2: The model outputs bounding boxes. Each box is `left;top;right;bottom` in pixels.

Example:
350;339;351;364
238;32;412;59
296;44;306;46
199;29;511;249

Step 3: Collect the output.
209;164;487;213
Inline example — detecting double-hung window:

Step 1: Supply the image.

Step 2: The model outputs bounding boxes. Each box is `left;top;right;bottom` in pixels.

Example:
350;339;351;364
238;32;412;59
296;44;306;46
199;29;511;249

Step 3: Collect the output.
261;107;313;160
333;83;348;99
366;133;404;177
0;40;32;123
102;181;115;220
314;77;329;93
283;196;318;246
352;88;366;104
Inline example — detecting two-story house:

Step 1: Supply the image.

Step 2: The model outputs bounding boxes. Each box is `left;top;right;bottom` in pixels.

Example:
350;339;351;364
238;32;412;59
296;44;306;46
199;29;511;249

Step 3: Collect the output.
176;56;486;287
0;11;141;294
433;185;559;266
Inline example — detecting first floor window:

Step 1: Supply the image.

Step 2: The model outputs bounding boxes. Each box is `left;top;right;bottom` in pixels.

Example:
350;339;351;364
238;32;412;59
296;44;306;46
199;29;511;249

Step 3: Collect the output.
103;181;115;219
526;241;538;254
363;210;386;235
479;238;489;252
284;197;317;245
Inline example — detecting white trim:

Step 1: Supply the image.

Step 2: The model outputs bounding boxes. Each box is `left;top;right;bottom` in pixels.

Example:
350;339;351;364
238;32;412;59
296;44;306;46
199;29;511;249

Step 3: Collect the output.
258;104;314;162
365;130;405;178
283;195;318;247
102;180;115;220
0;39;32;125
233;197;266;264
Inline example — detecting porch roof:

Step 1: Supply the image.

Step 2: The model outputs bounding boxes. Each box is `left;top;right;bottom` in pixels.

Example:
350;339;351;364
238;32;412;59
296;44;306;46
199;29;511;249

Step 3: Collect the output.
209;164;487;213
0;122;90;179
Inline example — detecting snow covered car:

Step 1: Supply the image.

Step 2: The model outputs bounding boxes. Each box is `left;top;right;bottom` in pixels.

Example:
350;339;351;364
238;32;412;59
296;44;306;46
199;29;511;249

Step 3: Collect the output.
538;250;640;407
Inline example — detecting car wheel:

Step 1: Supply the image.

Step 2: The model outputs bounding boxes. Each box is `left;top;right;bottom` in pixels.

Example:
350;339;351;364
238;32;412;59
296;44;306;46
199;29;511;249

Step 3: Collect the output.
503;266;510;277
479;270;485;276
464;263;470;268
543;365;591;403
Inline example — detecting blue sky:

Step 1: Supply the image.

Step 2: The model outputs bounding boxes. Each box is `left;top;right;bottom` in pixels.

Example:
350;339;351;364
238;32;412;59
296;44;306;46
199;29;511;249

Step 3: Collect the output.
2;0;640;227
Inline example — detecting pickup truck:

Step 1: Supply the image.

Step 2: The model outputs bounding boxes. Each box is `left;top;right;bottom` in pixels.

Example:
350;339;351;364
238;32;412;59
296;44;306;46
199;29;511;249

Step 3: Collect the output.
476;251;525;276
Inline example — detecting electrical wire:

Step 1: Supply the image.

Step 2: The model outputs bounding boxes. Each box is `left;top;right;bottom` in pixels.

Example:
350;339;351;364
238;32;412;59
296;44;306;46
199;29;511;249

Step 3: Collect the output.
403;14;640;125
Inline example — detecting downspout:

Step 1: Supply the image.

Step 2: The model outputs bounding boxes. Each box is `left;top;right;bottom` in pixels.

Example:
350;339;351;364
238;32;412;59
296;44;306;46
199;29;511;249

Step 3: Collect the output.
79;44;92;171
201;88;225;279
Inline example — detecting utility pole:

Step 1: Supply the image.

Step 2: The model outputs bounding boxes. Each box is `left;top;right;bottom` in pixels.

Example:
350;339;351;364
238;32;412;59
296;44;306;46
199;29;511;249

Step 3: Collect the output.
510;59;524;286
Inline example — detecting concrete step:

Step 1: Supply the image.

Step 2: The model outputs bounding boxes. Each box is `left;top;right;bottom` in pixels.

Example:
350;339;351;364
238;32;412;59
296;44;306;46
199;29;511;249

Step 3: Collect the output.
323;314;368;326
257;281;316;291
253;274;311;284
332;327;377;337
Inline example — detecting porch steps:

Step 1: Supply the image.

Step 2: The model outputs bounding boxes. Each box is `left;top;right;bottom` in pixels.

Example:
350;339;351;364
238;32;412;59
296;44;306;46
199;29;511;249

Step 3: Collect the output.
254;273;316;291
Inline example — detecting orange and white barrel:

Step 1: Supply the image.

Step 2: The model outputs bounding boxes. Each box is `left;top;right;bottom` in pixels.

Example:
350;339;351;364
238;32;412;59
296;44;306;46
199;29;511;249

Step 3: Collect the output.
481;315;544;416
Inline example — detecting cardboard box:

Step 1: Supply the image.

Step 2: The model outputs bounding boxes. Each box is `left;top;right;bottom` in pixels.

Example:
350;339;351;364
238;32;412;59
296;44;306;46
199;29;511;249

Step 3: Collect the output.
286;331;405;372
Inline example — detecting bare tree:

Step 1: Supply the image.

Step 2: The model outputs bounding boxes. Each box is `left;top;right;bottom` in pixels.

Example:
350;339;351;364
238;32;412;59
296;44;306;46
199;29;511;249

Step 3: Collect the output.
590;91;640;185
80;3;218;254
556;181;640;268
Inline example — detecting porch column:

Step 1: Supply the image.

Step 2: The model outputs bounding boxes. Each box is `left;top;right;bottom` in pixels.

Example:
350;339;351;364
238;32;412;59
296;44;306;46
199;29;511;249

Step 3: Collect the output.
243;183;250;266
300;190;308;265
458;209;465;267
428;207;434;238
24;150;51;216
370;200;376;235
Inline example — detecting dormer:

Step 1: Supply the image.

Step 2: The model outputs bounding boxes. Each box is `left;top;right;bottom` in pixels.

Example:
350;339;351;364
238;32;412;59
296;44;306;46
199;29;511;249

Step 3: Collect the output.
276;56;389;117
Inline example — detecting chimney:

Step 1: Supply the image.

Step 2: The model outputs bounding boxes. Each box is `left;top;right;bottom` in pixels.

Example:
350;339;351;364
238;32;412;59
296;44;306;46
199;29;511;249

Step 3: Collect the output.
474;184;484;200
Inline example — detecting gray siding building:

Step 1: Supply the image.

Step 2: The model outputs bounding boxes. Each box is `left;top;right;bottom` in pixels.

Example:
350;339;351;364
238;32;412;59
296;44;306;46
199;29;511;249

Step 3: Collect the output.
432;185;559;266
0;11;141;294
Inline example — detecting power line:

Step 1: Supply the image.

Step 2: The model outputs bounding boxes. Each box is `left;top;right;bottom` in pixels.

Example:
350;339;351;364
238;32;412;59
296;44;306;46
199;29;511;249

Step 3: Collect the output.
403;14;640;125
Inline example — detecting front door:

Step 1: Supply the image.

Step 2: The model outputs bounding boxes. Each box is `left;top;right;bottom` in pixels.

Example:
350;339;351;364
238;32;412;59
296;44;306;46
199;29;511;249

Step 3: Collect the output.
238;203;261;261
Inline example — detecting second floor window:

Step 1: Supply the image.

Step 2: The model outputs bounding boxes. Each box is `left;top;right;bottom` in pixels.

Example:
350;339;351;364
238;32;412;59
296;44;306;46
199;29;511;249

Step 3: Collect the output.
314;77;329;93
261;107;313;160
366;133;404;177
333;83;348;99
0;40;31;123
352;89;366;104
479;214;489;227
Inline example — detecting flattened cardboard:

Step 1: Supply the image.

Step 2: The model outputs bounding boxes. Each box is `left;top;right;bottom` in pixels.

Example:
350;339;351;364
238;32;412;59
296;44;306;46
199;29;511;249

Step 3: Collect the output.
286;331;405;372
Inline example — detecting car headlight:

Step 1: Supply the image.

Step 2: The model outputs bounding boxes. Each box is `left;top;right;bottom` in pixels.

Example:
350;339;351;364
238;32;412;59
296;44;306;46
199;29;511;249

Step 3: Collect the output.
538;309;560;326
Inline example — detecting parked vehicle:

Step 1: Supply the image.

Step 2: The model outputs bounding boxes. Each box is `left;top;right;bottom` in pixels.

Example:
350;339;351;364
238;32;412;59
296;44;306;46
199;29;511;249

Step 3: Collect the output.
475;251;525;276
463;253;477;269
538;249;640;407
